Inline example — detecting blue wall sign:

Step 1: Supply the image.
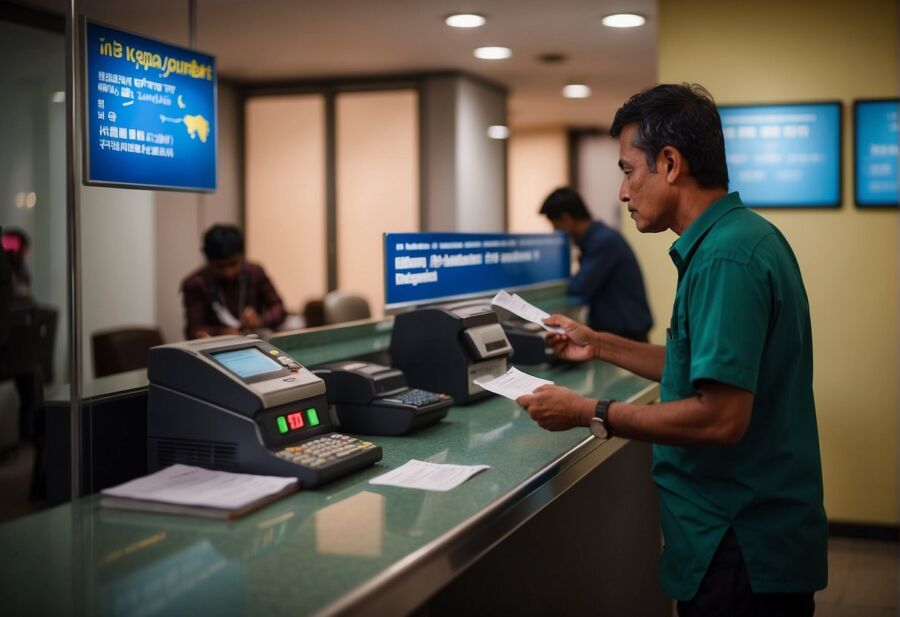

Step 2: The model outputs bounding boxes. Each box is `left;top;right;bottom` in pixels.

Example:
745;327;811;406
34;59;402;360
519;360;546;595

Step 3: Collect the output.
83;21;217;191
854;99;899;207
384;232;570;310
719;102;841;207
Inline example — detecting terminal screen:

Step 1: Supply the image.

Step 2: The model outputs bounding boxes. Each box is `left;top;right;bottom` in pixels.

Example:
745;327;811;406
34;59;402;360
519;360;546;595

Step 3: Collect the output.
212;348;283;379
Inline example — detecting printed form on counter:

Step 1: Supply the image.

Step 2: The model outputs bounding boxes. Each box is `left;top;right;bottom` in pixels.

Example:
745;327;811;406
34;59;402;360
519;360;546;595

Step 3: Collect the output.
473;367;554;401
369;460;491;492
490;290;565;334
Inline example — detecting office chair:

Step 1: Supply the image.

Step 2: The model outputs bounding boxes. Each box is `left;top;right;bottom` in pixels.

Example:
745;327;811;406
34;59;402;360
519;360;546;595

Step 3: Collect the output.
92;326;164;378
323;291;371;325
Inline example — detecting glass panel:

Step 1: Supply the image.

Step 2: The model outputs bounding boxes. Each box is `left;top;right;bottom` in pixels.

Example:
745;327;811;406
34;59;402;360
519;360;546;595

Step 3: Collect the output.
0;16;67;522
336;90;419;317
508;129;568;232
245;95;327;324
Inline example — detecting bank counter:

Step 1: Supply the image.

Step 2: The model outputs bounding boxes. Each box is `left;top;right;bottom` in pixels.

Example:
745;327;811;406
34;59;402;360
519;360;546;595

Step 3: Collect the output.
0;317;669;617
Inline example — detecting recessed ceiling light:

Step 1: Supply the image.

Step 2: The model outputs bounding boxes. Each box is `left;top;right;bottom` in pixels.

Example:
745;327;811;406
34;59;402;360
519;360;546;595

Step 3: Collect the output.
474;46;511;60
601;13;646;28
563;84;592;99
487;125;510;139
445;13;486;28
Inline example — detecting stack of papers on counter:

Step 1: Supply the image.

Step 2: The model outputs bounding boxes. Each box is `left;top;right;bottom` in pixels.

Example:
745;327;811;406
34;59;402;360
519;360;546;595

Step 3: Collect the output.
100;464;299;520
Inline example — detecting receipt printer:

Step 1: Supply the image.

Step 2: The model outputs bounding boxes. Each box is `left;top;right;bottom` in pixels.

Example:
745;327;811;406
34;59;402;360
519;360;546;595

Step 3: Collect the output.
501;319;557;365
313;361;453;435
147;336;382;488
390;306;513;404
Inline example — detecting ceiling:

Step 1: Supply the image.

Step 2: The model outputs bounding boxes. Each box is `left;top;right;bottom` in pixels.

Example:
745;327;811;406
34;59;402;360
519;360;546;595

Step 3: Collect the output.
28;0;657;130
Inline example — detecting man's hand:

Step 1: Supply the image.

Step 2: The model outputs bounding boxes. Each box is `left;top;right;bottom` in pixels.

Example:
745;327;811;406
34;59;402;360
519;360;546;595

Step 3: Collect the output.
516;385;595;431
240;307;263;330
544;314;598;362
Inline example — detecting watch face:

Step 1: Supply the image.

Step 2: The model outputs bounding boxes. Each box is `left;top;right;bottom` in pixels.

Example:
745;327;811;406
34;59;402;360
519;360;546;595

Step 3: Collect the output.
591;417;609;440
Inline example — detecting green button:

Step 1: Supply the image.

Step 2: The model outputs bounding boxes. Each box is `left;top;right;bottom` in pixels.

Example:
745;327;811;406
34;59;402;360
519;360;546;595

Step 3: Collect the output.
276;416;288;434
307;408;320;426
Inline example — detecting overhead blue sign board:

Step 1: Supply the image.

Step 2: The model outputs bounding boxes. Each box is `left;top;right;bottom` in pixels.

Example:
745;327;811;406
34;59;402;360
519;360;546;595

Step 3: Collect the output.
83;21;217;191
384;232;570;310
854;99;899;207
719;102;841;207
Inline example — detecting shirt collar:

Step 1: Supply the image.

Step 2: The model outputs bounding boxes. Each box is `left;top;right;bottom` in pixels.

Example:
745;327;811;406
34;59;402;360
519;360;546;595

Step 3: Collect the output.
576;220;604;250
669;192;745;274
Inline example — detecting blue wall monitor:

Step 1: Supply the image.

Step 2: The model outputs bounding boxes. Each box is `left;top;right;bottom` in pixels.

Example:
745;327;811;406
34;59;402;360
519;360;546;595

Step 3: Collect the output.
83;20;217;191
384;232;570;310
854;99;899;207
719;102;841;207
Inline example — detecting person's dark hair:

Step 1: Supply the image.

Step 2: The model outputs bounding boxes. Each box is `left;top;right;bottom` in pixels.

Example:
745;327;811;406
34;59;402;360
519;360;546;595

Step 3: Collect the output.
202;224;244;261
539;187;592;221
609;83;729;189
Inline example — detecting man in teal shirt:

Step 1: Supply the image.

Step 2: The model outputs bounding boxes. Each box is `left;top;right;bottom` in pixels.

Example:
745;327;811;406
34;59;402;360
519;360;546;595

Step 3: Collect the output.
517;83;827;616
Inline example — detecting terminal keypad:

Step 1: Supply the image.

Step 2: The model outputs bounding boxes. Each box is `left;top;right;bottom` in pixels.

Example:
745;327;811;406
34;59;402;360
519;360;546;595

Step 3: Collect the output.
276;433;376;469
382;388;448;407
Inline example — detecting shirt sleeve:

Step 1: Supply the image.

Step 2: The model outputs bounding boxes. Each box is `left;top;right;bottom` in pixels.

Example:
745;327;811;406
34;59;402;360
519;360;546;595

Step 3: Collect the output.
257;270;286;329
687;257;771;393
568;239;620;300
181;278;213;339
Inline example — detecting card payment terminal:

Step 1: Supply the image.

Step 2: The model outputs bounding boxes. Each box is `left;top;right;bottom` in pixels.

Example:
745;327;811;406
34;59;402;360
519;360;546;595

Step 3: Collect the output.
313;361;453;435
147;336;382;488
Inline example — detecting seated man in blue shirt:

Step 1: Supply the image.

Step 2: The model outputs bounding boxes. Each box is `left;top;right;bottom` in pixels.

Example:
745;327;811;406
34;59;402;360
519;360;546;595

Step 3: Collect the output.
540;187;652;341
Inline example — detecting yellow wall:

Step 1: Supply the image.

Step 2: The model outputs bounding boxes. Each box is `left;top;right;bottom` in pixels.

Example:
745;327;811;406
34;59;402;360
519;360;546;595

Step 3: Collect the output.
508;129;568;232
624;0;898;524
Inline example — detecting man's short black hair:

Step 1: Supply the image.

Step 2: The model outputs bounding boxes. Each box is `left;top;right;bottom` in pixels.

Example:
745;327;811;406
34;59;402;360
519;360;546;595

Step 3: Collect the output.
202;224;244;261
539;187;592;221
610;83;729;190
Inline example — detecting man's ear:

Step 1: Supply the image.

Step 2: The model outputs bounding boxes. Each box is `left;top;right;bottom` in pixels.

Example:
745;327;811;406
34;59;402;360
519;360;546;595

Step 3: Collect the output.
659;146;684;183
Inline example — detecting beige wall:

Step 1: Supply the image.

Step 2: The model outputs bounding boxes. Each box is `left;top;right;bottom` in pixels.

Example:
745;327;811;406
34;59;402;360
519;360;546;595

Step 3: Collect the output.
508;129;568;233
336;90;419;315
245;95;327;314
633;0;898;524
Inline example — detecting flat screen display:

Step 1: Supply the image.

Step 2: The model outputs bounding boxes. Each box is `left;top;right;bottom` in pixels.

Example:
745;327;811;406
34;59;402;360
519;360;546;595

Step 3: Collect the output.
384;232;570;310
83;20;217;191
854;99;899;207
719;102;841;207
212;348;283;379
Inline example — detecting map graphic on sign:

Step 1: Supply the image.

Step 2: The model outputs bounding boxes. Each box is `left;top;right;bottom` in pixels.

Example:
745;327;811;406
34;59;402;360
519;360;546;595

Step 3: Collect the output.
84;21;217;191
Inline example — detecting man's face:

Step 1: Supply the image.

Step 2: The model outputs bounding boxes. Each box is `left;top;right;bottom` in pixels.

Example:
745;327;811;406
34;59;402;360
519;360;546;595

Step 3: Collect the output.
209;254;242;281
617;124;674;233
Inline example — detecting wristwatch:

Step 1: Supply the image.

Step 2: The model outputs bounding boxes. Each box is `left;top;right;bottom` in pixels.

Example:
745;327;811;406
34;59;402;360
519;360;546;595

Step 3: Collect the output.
590;399;615;439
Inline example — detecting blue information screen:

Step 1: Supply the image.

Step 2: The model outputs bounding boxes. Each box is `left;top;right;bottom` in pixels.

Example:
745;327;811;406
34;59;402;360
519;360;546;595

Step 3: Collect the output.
212;348;282;379
84;21;217;191
855;100;899;207
719;102;841;207
384;232;570;310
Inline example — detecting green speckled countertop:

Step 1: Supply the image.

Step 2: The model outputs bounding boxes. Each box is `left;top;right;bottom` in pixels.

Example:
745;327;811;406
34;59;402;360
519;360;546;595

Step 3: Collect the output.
0;308;657;617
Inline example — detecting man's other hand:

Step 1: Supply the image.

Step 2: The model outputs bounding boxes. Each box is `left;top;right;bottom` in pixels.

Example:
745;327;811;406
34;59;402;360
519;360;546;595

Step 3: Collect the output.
544;314;597;362
240;307;263;330
516;385;595;431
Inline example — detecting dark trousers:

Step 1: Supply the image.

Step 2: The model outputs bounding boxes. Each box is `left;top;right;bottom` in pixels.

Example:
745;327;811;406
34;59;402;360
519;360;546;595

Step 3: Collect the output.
677;529;815;617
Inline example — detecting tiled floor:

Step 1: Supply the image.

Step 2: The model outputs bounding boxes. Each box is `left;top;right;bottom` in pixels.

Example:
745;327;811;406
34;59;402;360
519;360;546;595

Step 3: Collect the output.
816;537;899;617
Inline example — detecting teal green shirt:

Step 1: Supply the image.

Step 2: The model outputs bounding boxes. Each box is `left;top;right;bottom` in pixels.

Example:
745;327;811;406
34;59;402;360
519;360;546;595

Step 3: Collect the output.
655;192;827;600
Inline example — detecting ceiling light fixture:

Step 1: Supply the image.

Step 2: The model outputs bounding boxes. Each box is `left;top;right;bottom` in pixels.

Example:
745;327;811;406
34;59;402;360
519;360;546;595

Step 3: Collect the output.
445;13;486;28
601;13;646;28
563;84;592;99
474;46;511;60
487;125;510;140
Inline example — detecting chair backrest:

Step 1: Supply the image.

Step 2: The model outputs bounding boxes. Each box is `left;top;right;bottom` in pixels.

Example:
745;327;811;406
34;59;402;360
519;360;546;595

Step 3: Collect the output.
323;291;371;325
92;326;164;378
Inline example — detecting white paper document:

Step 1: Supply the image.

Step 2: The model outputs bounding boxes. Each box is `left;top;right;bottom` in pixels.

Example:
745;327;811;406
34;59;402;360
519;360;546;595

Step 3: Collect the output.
369;460;490;492
473;366;554;400
490;290;565;334
101;464;299;511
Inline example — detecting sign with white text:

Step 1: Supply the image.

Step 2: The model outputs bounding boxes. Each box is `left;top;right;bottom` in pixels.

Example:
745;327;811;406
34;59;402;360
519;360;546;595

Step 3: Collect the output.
83;21;217;191
384;232;570;310
719;102;841;207
855;99;899;207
